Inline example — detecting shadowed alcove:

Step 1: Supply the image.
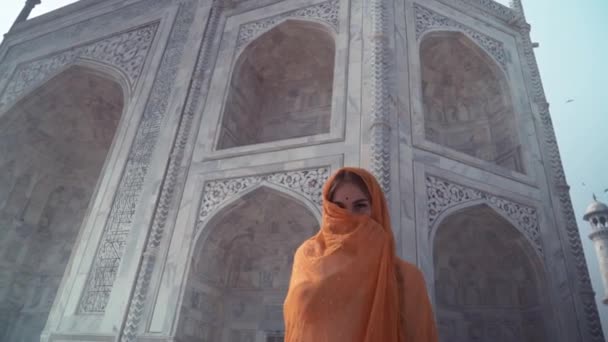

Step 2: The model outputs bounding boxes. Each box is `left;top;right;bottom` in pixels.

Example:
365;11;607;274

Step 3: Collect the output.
421;32;524;173
433;204;549;342
0;65;124;341
177;187;318;342
218;20;335;149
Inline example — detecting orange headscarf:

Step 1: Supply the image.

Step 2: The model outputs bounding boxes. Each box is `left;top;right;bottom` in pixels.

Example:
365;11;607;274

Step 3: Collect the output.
284;167;402;342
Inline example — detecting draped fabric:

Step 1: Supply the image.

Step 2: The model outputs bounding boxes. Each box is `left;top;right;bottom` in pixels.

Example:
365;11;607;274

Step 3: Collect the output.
284;167;438;342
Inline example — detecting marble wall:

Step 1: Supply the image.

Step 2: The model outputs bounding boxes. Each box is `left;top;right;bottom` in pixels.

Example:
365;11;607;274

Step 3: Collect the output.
0;0;602;341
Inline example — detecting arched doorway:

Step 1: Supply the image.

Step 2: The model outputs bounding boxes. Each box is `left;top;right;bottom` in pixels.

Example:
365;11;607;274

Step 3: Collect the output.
420;31;523;172
218;20;335;149
433;204;549;342
177;187;319;342
0;66;124;341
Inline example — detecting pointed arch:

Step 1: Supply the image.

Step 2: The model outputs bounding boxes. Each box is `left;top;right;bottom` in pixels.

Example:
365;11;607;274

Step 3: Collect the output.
177;185;320;341
196;181;322;241
0;60;130;119
235;17;338;58
69;58;132;100
418;28;508;79
432;203;551;342
420;30;524;173
429;199;543;260
0;64;125;341
217;19;336;149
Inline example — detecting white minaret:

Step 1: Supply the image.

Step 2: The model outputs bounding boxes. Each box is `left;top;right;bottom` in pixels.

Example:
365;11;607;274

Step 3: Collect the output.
584;194;608;304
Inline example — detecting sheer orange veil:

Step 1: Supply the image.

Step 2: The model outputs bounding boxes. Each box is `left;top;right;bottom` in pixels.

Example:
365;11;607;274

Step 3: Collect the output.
284;167;402;342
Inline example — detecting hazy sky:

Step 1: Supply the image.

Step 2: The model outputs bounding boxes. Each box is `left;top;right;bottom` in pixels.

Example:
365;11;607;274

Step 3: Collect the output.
1;0;607;335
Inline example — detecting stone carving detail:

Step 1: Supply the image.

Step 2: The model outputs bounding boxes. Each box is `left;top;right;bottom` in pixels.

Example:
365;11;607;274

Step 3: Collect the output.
236;0;339;50
3;0;167;62
265;170;326;206
79;2;196;314
414;4;506;70
198;167;329;225
426;175;542;255
368;0;391;195
199;176;264;218
0;23;158;111
516;19;604;341
119;4;221;340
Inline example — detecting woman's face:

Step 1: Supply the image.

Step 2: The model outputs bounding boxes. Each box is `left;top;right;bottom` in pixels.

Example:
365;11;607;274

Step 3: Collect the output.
331;182;372;216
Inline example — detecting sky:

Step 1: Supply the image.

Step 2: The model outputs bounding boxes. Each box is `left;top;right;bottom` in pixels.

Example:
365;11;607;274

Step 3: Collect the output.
1;0;608;335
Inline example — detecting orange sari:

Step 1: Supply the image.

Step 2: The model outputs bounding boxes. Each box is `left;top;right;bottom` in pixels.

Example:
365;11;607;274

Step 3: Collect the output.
284;167;438;342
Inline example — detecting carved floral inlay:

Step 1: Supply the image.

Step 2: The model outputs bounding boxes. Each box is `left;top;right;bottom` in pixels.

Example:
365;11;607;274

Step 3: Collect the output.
414;4;507;70
236;0;339;50
0;23;158;111
198;167;329;227
426;175;542;254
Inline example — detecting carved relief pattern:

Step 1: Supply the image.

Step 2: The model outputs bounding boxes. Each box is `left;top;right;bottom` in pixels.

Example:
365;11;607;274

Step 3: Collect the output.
236;0;339;50
199;176;265;219
414;4;506;70
266;170;327;206
79;1;197;314
368;0;392;195
426;175;542;255
3;0;166;61
516;20;604;341
0;23;158;111
119;3;221;341
198;167;330;225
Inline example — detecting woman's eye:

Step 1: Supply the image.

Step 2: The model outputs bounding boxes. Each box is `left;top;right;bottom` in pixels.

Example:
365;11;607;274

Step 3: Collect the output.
355;203;368;210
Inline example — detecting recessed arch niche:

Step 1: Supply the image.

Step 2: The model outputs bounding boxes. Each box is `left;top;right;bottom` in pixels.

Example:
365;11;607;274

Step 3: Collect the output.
217;20;336;149
420;31;524;173
0;65;124;341
176;186;318;342
433;204;549;342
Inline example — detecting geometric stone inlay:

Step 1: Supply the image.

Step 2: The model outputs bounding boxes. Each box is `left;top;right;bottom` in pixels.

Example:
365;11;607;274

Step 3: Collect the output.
0;22;158;112
197;167;329;228
426;175;542;255
414;3;507;70
236;0;339;50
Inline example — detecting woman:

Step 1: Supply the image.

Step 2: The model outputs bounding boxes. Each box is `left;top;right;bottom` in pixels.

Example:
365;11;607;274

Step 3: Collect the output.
284;167;438;342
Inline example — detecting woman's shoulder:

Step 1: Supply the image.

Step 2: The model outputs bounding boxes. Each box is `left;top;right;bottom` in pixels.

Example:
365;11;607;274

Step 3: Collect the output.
294;235;324;259
395;258;427;286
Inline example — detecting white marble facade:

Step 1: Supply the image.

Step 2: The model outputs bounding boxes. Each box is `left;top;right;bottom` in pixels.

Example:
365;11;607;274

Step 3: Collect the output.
0;0;602;341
